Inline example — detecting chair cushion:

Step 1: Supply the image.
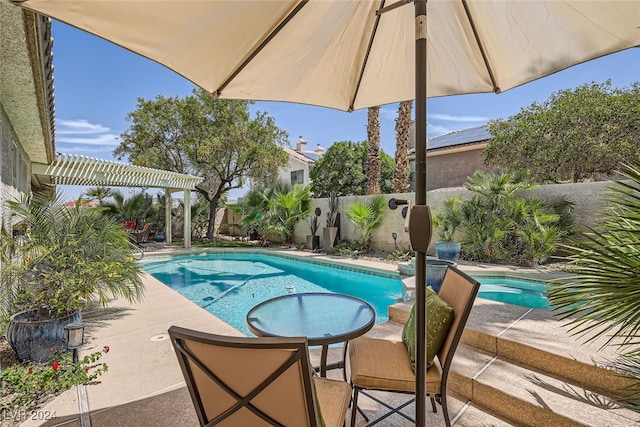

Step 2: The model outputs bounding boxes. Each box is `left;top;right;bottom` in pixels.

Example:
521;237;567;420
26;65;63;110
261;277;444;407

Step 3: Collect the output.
401;286;454;371
349;336;442;395
313;377;351;427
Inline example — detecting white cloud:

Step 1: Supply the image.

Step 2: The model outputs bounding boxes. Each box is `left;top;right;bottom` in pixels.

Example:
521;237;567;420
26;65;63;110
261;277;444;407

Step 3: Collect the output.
56;134;120;146
427;124;451;138
380;105;400;121
55;118;120;154
61;146;116;155
428;113;488;123
57;119;110;135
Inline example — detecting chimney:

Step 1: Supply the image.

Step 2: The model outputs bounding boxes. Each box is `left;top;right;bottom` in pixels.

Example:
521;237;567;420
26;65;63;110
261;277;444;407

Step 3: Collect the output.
314;144;325;156
295;135;307;152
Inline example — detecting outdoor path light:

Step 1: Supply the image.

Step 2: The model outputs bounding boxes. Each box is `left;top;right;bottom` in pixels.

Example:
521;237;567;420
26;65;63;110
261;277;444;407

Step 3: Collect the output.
64;322;86;363
392;232;398;250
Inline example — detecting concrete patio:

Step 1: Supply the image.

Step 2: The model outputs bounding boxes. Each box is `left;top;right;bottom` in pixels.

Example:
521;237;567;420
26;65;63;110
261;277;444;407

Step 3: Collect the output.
11;246;639;427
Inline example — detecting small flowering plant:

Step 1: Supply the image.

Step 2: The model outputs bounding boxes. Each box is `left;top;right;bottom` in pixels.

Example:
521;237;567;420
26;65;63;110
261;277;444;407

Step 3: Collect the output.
0;346;110;415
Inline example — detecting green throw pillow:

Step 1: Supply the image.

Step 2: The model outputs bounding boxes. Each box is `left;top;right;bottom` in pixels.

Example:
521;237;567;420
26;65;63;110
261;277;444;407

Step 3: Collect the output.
401;286;454;371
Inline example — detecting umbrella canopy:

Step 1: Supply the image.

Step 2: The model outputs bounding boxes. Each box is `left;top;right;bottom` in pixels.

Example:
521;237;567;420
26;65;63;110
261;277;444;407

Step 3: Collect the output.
11;0;640;424
12;0;640;111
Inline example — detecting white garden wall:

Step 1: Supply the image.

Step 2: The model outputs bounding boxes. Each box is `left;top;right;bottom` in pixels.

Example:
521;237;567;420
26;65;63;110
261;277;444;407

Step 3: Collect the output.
292;181;614;252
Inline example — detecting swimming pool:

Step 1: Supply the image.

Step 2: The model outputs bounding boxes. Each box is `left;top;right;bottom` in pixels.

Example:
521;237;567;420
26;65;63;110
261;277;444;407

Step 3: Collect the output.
475;276;549;309
141;252;404;335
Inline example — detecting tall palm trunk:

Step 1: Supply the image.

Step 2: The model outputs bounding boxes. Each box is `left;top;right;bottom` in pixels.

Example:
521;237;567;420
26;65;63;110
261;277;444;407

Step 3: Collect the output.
366;106;381;195
394;100;412;193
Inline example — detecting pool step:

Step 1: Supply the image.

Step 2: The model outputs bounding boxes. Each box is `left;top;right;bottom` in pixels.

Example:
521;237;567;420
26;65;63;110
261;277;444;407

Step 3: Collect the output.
450;344;640;427
386;299;640;426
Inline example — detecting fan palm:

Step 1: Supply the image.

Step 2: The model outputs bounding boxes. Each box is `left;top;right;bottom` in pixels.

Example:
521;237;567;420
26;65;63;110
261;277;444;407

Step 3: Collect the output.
547;162;640;404
84;186;114;205
345;195;387;251
265;183;311;244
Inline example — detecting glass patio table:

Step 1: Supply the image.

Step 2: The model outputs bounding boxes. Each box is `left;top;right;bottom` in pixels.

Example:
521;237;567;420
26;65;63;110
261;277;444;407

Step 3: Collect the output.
246;292;376;377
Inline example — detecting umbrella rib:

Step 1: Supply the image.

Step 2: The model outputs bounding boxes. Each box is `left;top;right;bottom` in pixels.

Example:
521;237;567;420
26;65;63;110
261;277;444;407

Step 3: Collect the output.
349;0;390;112
214;0;310;97
461;0;500;93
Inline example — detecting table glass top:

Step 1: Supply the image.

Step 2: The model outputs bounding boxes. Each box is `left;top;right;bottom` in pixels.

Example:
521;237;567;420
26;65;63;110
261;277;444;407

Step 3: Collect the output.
246;292;375;342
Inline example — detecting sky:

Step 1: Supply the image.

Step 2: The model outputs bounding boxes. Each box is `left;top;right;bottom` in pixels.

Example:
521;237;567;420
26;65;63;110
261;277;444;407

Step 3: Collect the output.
50;21;640;200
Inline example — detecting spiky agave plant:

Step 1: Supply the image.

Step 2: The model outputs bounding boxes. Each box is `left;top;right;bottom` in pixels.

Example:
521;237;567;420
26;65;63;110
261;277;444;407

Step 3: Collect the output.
547;162;640;405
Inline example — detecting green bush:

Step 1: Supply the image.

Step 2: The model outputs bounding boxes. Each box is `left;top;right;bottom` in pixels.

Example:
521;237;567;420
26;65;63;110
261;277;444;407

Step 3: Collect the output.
440;170;574;266
329;240;362;256
1;347;109;415
345;195;387;251
548;162;640;405
387;248;414;262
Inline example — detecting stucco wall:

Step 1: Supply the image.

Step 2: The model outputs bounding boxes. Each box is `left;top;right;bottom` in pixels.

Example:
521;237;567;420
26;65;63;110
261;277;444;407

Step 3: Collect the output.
0;106;31;229
291;181;614;252
427;148;490;190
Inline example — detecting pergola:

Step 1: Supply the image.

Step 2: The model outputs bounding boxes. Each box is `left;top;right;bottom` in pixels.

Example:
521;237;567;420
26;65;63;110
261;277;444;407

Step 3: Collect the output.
32;153;204;248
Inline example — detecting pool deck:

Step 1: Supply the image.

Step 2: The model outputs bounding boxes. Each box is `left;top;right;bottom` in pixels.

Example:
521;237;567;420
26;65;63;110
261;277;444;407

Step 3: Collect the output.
13;245;638;427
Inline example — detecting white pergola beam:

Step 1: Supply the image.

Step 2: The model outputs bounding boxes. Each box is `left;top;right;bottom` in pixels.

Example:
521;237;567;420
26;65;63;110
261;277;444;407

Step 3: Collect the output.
33;154;203;249
32;154;202;190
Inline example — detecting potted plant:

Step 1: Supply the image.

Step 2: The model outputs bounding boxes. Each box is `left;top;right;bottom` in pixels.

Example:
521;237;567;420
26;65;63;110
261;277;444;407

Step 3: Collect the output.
1;193;144;363
322;192;340;252
432;197;462;262
306;208;321;250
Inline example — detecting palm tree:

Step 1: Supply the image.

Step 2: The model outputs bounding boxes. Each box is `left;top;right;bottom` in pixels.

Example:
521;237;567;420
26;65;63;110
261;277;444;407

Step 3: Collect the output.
103;190;153;225
234;188;270;241
547;162;640;403
394;101;412;193
445;170;574;265
85;186;113;205
366;106;381;195
0;192;144;320
345;194;387;251
265;183;311;244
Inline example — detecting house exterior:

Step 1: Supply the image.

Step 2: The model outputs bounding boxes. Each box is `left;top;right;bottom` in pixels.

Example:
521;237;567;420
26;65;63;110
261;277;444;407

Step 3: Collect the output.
1;3;56;227
279;136;324;187
409;124;492;191
0;4;202;247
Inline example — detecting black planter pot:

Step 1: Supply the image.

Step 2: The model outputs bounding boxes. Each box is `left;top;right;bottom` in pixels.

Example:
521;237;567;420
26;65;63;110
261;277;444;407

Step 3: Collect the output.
6;309;82;363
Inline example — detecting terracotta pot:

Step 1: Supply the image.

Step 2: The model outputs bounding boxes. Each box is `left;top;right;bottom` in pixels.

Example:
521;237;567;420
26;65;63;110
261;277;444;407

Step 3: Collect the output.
6;309;82;363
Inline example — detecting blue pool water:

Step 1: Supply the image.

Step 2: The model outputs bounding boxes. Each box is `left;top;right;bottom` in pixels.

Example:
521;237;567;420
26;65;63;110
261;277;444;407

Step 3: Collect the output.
141;252;404;335
476;277;549;309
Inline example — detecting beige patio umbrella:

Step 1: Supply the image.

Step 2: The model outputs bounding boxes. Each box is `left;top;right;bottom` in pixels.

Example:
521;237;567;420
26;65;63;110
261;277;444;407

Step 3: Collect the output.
11;0;640;424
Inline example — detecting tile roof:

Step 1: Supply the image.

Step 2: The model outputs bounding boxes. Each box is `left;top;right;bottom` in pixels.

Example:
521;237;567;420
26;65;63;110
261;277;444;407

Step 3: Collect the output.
284;147;317;164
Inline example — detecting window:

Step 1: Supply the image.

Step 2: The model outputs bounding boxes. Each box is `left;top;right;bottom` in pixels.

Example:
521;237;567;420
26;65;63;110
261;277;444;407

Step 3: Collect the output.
291;169;304;185
12;142;20;191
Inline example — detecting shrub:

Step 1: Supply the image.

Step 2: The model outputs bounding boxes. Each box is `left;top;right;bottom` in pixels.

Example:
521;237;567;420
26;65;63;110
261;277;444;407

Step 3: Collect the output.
548;162;640;405
1;346;109;415
329;240;362;256
345;195;387;251
444;171;574;266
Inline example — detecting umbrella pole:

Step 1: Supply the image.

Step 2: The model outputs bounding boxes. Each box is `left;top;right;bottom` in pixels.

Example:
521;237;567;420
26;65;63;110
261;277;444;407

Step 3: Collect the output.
414;1;428;426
